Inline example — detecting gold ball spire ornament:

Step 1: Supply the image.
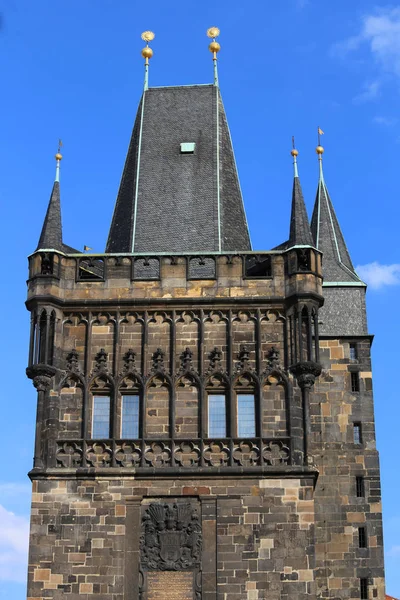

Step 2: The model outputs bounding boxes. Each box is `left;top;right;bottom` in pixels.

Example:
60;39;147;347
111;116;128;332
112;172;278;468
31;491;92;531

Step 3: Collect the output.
207;27;220;39
141;30;155;62
209;41;221;54
316;145;324;155
141;46;153;59
141;31;155;42
207;27;221;56
55;139;63;161
291;148;299;157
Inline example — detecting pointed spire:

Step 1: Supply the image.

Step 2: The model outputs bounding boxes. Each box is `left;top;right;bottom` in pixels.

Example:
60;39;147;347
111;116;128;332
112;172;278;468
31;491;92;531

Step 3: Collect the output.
311;138;361;282
141;31;155;91
288;141;313;247
36;145;63;251
207;27;221;86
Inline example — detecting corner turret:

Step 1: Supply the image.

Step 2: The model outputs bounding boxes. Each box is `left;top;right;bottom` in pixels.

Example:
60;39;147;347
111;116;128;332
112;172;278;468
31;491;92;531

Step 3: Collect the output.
310;142;367;336
36;150;63;252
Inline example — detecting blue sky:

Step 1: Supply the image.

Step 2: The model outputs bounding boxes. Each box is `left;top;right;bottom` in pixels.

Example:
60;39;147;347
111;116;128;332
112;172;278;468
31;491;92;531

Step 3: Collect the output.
0;0;399;597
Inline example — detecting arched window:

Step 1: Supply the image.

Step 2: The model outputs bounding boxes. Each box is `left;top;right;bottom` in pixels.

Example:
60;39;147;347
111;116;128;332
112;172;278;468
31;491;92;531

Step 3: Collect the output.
234;374;257;438
120;374;143;439
206;374;228;438
90;375;113;439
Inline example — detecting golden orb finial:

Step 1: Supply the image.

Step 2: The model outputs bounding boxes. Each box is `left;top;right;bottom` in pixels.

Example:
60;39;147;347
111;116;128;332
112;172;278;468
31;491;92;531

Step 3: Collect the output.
141;46;153;59
209;41;221;54
207;26;221;53
55;139;63;161
141;31;155;42
316;145;324;155
141;31;155;61
207;27;220;39
207;27;221;86
141;31;155;90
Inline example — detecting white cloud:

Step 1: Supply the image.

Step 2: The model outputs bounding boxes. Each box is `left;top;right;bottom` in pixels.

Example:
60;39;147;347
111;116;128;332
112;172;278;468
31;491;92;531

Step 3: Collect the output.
333;7;400;76
0;505;29;583
373;115;398;126
353;80;381;104
356;262;400;289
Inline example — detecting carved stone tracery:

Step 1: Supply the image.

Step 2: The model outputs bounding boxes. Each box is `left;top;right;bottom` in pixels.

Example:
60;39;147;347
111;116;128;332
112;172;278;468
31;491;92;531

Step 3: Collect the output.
151;348;165;373
179;347;194;373
207;347;223;373
66;349;80;373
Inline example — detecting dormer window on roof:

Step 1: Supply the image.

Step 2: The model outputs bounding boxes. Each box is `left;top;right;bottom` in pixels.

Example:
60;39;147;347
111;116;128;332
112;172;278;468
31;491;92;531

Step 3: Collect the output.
180;142;196;154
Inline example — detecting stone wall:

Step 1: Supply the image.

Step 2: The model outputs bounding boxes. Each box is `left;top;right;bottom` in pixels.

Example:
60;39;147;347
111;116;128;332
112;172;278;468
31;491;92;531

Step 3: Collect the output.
27;477;316;600
311;338;385;599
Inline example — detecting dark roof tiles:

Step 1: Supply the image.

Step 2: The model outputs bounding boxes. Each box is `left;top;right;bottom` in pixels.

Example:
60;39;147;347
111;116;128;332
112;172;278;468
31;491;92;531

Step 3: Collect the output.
311;175;361;283
106;85;251;253
36;181;63;252
288;176;314;247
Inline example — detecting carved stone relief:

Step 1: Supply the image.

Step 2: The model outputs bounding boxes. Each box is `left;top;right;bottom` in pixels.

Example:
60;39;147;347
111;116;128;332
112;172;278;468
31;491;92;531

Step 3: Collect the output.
140;502;202;571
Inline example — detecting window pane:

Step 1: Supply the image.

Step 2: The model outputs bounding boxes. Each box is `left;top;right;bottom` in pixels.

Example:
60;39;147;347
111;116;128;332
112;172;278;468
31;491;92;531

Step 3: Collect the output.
208;395;226;437
122;395;140;438
356;476;365;498
92;396;110;438
351;372;360;392
349;343;357;360
358;527;367;548
237;394;256;437
353;423;362;445
360;578;368;600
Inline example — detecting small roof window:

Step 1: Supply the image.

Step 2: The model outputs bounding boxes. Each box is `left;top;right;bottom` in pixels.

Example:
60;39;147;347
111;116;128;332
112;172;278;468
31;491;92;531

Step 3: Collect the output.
180;142;196;154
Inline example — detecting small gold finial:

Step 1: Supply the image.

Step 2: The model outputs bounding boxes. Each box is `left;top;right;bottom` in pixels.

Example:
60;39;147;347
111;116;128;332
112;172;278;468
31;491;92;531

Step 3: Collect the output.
141;30;155;90
55;139;63;161
209;41;221;54
141;46;153;59
207;27;220;39
316;127;324;154
141;31;155;42
291;136;298;157
207;26;221;54
141;31;155;61
207;27;221;86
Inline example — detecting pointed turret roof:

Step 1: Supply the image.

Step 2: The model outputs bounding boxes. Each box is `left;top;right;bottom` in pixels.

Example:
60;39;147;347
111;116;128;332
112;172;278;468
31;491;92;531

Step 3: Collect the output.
310;149;361;282
288;149;313;247
36;152;78;254
106;84;251;253
36;177;63;252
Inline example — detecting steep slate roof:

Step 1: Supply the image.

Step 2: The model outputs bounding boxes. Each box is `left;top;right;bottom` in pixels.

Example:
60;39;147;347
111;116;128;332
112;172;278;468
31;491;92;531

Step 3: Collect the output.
288;172;313;247
106;84;251;253
311;167;361;282
36;181;63;251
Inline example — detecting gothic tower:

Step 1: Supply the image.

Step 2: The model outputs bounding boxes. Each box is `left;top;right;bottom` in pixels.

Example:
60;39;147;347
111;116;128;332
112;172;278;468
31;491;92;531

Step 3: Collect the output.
25;30;385;600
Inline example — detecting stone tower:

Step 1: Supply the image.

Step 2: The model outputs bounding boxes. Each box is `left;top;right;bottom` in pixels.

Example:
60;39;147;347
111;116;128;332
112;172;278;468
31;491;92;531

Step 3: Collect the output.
25;32;385;600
